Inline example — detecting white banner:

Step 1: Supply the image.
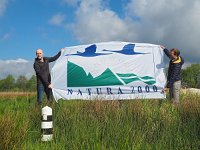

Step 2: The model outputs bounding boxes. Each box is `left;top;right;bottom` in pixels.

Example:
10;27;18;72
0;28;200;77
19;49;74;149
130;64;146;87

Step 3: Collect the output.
51;42;166;100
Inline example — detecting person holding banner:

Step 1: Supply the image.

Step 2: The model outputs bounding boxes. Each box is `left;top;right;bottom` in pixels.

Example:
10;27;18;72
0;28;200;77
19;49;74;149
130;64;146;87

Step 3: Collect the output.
33;48;61;105
161;46;184;104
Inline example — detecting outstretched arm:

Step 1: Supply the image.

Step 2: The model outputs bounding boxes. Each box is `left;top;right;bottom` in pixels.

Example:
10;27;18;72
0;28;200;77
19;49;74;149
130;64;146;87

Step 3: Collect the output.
160;45;170;58
49;51;61;62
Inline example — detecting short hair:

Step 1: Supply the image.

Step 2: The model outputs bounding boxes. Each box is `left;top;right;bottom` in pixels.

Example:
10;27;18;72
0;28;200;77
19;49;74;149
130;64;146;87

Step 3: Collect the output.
36;48;43;54
170;48;180;56
36;48;43;52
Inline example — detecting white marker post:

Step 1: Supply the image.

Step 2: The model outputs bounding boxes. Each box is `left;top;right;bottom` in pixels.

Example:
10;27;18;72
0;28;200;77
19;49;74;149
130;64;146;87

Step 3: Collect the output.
41;106;53;141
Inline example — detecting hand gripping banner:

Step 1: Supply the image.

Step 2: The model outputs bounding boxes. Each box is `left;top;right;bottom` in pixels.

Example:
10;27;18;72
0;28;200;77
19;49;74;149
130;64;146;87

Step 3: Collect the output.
51;42;166;100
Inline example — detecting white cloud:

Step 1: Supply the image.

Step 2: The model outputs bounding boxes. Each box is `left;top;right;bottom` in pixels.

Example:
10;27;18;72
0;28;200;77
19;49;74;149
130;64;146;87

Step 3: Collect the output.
0;59;35;79
67;0;200;63
49;13;66;26
126;0;200;63
0;59;56;79
72;0;137;43
0;0;8;16
4;58;29;64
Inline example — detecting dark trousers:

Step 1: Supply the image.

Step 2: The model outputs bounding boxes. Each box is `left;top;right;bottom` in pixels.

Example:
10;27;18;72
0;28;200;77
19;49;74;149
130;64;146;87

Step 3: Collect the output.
37;83;53;104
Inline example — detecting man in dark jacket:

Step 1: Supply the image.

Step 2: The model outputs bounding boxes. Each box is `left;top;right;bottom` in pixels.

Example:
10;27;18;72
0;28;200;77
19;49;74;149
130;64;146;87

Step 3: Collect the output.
33;48;61;105
161;46;184;103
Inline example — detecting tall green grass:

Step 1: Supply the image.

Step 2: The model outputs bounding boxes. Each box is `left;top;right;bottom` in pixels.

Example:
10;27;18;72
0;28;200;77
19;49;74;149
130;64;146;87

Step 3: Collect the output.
0;93;200;149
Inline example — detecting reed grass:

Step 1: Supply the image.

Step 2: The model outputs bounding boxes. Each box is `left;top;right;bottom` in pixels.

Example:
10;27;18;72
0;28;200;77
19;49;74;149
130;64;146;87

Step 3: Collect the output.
0;92;199;149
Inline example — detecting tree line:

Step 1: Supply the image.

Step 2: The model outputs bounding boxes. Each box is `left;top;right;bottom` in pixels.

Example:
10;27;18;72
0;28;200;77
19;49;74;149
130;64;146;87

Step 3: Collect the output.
181;64;200;88
0;75;36;92
0;64;199;92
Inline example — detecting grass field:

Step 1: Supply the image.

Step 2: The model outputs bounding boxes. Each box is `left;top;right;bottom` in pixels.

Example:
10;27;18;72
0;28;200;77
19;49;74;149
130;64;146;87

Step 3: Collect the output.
0;92;200;150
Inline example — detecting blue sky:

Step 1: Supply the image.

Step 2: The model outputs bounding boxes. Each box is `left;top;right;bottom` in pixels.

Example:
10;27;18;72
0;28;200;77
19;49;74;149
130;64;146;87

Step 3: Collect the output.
0;0;78;59
0;0;200;78
0;0;130;60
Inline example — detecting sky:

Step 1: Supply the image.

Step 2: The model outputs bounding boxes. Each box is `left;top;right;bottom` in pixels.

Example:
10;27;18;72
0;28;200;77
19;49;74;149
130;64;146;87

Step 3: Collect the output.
0;0;200;79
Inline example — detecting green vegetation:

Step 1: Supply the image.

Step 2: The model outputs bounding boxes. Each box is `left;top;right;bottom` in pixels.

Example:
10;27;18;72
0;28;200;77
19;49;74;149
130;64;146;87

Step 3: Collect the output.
0;64;199;149
1;63;200;92
182;64;200;88
0;75;36;92
0;93;200;149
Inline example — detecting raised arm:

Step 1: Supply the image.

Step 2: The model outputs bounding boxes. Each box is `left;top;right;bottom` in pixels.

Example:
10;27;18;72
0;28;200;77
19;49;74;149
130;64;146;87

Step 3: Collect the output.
160;45;170;58
49;51;61;62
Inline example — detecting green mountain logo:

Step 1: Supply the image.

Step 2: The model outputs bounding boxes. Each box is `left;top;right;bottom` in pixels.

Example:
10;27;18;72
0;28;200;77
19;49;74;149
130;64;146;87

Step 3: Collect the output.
67;61;156;87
